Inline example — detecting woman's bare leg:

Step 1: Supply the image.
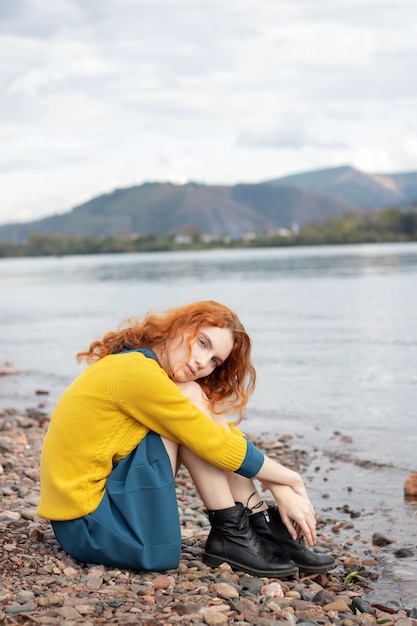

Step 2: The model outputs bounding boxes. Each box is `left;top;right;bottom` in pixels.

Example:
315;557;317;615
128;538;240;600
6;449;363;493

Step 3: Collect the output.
179;446;235;510
227;471;267;512
175;381;266;512
161;436;180;474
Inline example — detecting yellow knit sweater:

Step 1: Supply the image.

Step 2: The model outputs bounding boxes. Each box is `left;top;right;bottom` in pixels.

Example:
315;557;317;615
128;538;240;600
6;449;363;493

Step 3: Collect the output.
38;351;261;520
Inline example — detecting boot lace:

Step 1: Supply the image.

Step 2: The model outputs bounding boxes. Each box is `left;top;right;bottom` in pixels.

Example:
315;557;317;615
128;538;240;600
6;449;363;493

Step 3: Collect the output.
246;491;265;513
239;493;264;533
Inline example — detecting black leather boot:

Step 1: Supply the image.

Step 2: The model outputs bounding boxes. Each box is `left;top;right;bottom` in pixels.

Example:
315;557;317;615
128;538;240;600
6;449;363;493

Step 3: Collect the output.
202;503;297;577
249;505;336;574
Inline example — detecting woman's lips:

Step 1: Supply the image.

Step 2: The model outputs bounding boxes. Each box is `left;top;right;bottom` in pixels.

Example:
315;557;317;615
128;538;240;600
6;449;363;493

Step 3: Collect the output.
187;364;196;376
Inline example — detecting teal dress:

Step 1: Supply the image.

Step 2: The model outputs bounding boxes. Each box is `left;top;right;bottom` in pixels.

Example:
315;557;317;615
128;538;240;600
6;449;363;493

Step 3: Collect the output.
51;349;181;571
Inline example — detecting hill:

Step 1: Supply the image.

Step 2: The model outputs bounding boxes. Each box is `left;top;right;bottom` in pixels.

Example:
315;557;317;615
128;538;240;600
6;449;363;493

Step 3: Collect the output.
0;180;355;243
1;165;416;243
267;165;417;209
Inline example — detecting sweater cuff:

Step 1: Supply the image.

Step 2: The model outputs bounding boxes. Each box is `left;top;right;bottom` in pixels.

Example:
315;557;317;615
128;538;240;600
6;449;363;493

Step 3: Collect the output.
235;440;264;477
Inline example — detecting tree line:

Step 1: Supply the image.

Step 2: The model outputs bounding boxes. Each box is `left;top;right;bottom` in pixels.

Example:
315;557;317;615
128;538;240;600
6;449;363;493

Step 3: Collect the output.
0;206;416;258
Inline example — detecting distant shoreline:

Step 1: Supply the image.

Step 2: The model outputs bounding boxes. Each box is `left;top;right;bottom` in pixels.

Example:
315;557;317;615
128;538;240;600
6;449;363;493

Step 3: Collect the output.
0;205;416;258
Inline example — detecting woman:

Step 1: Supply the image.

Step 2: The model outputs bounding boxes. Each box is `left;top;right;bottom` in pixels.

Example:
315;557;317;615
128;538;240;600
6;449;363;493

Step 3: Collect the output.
38;300;334;576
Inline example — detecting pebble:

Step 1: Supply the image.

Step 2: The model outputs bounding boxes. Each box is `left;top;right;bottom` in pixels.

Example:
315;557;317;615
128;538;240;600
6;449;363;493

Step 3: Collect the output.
351;597;374;614
395;548;415;558
261;582;284;597
1;406;417;625
211;582;240;599
372;532;393;546
324;598;352;613
204;613;229;625
152;574;172;590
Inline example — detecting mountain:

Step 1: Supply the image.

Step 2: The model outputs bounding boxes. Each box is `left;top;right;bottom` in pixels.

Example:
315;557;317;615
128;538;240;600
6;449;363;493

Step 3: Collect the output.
267;165;417;210
1;165;416;243
0;180;356;243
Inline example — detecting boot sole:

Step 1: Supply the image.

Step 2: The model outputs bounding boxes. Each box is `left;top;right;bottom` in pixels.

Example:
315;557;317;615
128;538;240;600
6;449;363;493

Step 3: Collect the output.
202;552;297;578
296;561;337;574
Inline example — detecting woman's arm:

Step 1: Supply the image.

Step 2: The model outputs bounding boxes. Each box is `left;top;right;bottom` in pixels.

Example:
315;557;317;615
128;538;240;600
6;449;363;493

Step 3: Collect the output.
255;457;317;545
176;380;316;544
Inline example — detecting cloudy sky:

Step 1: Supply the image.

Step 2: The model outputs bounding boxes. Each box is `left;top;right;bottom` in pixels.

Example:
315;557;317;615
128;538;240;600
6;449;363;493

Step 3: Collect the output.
1;0;417;224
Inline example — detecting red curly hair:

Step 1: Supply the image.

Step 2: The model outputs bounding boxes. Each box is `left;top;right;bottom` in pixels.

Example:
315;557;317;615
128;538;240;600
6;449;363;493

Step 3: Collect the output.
77;300;256;422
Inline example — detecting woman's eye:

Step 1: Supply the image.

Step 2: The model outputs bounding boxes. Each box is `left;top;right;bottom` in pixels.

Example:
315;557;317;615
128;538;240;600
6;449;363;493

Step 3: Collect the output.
211;357;219;366
199;338;206;347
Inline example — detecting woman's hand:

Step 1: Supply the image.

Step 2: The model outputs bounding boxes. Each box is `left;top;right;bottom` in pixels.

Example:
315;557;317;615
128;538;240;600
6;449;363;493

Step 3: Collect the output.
268;484;317;546
287;475;310;501
255;456;317;545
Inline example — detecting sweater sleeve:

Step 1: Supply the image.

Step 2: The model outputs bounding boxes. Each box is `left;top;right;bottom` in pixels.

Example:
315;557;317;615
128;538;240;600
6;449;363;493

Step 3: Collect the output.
111;352;264;477
235;440;264;477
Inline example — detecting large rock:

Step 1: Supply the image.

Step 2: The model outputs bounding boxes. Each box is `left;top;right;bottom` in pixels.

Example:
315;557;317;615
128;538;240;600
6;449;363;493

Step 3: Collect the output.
404;473;417;496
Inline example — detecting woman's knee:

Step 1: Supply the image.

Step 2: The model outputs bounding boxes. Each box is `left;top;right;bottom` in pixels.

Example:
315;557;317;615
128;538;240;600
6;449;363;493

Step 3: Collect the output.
176;381;211;413
176;381;229;429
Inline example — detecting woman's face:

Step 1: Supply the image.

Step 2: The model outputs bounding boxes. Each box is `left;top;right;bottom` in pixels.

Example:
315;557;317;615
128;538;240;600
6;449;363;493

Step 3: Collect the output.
163;325;234;382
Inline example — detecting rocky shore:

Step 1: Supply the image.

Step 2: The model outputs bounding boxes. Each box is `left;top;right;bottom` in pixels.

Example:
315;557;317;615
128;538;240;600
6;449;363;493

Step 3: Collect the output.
1;405;416;626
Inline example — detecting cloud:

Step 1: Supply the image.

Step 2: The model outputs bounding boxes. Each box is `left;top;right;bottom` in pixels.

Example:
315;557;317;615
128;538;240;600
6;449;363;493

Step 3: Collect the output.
1;0;417;223
236;114;348;150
